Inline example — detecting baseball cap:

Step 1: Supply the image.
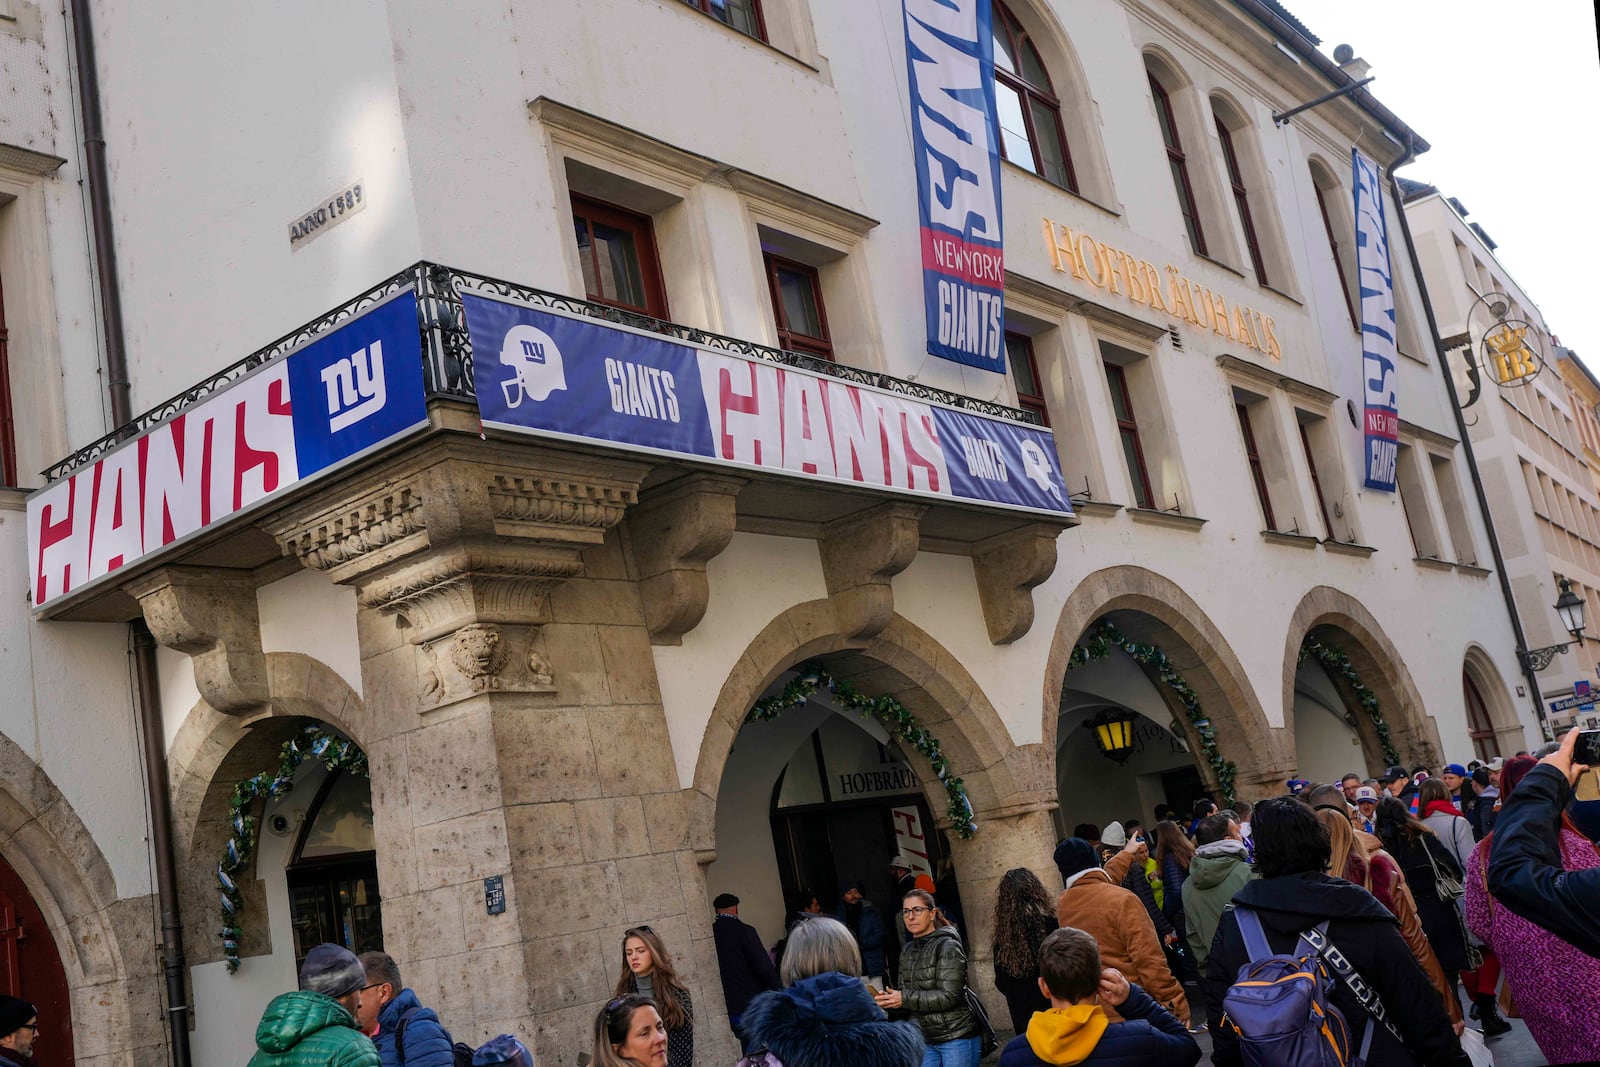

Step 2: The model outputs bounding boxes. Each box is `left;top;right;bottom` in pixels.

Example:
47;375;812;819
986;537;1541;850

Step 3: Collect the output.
1382;766;1408;782
1355;786;1379;802
1486;757;1505;771
1443;763;1468;777
1286;778;1310;795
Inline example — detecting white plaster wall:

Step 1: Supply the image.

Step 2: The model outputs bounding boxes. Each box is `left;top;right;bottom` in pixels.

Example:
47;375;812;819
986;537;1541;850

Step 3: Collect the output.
1293;658;1366;785
258;569;365;699
157;645;202;752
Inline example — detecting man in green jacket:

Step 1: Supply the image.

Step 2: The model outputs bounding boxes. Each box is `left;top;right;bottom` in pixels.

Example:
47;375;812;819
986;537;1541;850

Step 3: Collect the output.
1181;813;1254;971
248;943;381;1067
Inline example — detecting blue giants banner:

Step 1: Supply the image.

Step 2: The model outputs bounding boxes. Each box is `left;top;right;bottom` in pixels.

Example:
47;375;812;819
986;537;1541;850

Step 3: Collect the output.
1353;149;1398;492
903;0;1006;373
463;290;1071;517
28;291;428;610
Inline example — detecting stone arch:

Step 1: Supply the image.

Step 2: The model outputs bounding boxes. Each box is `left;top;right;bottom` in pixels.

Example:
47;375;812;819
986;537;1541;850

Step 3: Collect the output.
1042;565;1285;797
167;652;364;966
1283;587;1439;774
1462;643;1526;755
0;730;154;1062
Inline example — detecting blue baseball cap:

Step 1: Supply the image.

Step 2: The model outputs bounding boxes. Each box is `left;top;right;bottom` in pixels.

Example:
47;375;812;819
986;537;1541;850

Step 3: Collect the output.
1443;763;1468;777
1286;778;1310;795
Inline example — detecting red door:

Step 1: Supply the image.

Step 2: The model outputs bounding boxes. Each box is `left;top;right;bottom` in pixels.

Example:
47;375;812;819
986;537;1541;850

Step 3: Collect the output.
0;855;74;1065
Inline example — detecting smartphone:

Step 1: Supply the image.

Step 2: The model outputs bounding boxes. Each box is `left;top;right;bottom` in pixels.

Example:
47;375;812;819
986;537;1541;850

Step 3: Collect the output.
1574;729;1600;767
864;979;884;996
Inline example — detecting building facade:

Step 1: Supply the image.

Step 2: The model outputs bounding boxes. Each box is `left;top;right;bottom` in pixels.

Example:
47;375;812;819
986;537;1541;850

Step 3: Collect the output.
0;1;1538;1064
1405;185;1600;733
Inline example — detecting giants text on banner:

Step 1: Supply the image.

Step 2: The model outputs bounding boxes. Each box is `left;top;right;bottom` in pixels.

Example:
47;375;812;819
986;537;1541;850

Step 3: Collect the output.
26;291;428;611
903;0;1007;373
462;290;1071;517
1353;149;1398;493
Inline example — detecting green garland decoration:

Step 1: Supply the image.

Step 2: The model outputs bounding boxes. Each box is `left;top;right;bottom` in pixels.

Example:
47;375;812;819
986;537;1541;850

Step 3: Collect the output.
1298;637;1401;767
747;663;978;839
1066;621;1238;803
217;725;369;973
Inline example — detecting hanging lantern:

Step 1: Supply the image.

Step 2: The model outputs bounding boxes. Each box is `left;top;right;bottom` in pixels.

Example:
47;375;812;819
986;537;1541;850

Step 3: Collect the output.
1084;708;1139;764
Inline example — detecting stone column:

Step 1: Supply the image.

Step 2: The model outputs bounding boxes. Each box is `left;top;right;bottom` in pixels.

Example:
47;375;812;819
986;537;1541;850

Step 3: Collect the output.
265;439;712;1065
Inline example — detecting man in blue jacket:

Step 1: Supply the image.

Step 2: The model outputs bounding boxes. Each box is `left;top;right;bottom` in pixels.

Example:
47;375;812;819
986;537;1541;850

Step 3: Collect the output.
356;951;458;1067
999;927;1199;1067
1488;726;1600;958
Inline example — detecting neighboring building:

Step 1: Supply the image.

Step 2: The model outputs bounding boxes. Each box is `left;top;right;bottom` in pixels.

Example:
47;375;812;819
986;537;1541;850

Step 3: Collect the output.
3;2;1534;1064
1557;343;1600;501
1405;182;1600;732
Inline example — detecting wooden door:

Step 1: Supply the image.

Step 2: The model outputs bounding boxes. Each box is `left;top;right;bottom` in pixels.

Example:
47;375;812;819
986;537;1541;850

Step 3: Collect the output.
0;855;74;1065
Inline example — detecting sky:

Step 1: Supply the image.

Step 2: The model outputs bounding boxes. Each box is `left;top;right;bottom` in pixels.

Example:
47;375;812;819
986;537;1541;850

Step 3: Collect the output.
1281;0;1600;360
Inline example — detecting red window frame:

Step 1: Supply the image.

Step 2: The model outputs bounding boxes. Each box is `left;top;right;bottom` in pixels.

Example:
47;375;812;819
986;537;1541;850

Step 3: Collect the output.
0;270;13;487
1463;672;1501;760
1105;361;1154;510
1215;117;1269;286
1005;332;1049;425
1149;73;1207;256
992;1;1078;192
1314;177;1358;330
763;253;834;362
1236;402;1276;530
570;193;670;320
1299;421;1336;539
681;0;766;42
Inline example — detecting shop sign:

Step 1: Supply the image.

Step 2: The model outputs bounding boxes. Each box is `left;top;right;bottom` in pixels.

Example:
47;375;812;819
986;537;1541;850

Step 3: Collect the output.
1353;150;1398;492
902;0;1006;373
836;761;920;799
1040;218;1282;360
27;291;428;611
462;290;1072;517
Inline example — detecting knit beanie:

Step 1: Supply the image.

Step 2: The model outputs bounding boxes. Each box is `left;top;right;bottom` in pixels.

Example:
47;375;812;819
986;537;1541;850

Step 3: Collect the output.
298;943;365;999
473;1034;534;1066
0;997;35;1039
1100;821;1127;847
1053;837;1100;881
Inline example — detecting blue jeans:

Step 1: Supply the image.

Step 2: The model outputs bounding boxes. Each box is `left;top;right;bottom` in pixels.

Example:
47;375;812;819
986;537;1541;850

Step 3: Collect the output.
920;1035;980;1067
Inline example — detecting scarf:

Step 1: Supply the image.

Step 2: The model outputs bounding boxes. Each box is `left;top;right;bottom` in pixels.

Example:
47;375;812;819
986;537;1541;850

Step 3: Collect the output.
1420;798;1462;820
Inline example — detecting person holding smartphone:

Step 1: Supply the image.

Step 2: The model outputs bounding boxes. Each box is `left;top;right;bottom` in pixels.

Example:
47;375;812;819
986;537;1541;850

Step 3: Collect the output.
874;891;980;1067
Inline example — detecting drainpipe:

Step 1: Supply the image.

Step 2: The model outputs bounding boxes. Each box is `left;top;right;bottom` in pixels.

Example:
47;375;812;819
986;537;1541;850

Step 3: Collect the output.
1386;134;1549;741
68;2;192;1064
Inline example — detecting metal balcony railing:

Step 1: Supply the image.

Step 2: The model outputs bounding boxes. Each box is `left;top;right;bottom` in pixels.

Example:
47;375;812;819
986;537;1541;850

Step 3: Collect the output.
44;261;1041;483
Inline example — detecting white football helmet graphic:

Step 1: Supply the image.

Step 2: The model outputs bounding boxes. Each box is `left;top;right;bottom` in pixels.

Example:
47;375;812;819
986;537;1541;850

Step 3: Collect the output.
1019;438;1062;499
498;324;567;408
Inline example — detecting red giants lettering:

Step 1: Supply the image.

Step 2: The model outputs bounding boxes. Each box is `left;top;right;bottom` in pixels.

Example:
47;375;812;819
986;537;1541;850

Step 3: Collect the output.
697;354;950;494
29;367;298;606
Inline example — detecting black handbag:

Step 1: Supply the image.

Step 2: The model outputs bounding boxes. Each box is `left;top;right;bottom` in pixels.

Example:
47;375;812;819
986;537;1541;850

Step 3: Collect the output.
963;985;999;1058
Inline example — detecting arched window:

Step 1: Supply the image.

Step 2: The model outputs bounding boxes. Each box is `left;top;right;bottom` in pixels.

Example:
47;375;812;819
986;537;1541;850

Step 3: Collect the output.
286;768;382;967
1463;671;1500;760
1215;116;1267;285
1309;162;1358;329
1148;71;1206;256
992;1;1076;191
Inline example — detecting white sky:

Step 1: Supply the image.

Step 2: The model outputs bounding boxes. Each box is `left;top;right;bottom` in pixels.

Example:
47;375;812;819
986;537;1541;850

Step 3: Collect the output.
1280;0;1600;360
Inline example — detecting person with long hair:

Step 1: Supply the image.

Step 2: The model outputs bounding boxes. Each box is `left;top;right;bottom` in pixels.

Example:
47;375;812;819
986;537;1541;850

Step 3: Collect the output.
739;916;923;1067
873;890;980;1067
1375;796;1472;985
612;926;693;1067
1149;820;1199;1026
1418;778;1476;872
991;868;1058;1034
592;995;668;1067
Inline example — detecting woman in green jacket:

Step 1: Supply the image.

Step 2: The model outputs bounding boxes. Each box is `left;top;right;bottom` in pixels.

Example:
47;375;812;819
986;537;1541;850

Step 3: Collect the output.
873;889;979;1067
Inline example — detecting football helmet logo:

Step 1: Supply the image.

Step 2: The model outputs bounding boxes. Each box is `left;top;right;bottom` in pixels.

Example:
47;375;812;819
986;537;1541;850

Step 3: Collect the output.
1019;438;1062;499
498;324;567;408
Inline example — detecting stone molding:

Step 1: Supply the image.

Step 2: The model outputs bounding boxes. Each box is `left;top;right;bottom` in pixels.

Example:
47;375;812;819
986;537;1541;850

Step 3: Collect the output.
128;567;269;714
818;503;925;640
275;483;428;586
626;474;746;645
972;524;1060;644
356;539;585;641
488;472;637;542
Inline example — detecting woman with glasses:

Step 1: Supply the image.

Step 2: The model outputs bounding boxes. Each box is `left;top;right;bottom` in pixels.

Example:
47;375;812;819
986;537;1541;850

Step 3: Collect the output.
611;926;693;1066
592;994;669;1067
740;916;923;1067
873;890;980;1067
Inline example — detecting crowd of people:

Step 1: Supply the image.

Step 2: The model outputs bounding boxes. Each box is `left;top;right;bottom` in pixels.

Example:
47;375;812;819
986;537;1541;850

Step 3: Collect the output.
226;728;1599;1067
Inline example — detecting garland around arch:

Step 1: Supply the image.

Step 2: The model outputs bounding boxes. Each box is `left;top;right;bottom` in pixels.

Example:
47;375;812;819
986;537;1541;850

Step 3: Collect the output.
1298;637;1402;767
747;662;978;839
1066;621;1238;803
217;725;370;973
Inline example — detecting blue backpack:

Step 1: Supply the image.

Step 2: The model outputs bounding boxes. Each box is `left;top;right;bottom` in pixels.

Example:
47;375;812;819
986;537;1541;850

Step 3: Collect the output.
1220;907;1374;1067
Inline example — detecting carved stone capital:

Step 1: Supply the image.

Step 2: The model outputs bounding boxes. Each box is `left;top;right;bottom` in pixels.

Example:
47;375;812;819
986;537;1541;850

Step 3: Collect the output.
417;621;557;709
272;483;429;586
128;568;268;714
356;540;584;643
819;503;925;640
627;474;746;645
972;524;1060;644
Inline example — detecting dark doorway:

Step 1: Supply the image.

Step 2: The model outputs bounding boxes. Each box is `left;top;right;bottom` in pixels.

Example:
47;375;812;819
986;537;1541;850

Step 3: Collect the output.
1160;765;1207;816
0;854;75;1065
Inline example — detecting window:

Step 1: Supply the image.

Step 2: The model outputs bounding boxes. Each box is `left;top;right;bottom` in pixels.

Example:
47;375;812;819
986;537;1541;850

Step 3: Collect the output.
680;0;765;41
1396;443;1441;558
0;270;12;486
1236;402;1276;529
992;1;1076;191
1299;421;1335;538
1311;167;1357;329
1149;73;1206;256
1430;452;1477;564
1463;672;1500;760
1104;361;1153;509
571;193;670;319
1006;332;1049;424
1215;117;1268;285
286;768;381;969
763;253;833;361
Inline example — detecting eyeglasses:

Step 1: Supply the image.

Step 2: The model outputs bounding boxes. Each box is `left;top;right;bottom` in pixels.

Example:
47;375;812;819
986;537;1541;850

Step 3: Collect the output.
624;925;654;937
361;983;387;993
901;906;931;916
21;1024;38;1033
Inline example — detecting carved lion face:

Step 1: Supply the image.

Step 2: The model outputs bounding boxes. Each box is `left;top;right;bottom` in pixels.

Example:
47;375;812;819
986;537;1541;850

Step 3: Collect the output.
453;624;504;673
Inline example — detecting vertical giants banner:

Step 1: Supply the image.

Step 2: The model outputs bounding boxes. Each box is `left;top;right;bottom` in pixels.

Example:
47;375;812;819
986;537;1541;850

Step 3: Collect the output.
903;0;1006;373
1353;149;1398;492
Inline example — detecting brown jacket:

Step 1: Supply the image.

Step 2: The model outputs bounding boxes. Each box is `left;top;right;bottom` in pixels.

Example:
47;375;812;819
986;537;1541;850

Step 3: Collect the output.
1056;865;1189;1025
1351;827;1463;1025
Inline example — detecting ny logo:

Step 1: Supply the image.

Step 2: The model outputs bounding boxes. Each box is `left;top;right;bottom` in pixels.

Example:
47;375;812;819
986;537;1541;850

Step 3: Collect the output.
321;341;388;432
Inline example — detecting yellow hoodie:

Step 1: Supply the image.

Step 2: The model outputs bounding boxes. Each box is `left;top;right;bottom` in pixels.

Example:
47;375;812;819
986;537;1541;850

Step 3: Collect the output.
1025;1005;1109;1066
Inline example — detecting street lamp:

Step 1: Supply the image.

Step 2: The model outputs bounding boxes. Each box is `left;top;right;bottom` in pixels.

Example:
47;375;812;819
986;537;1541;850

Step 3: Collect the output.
1084;708;1138;763
1519;577;1588;671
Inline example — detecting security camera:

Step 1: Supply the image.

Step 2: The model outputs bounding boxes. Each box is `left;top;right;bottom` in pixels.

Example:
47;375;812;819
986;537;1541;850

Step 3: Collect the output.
268;813;293;836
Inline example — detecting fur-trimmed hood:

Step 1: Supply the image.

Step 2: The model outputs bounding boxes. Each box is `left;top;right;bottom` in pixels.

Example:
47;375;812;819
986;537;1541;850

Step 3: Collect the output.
741;972;924;1067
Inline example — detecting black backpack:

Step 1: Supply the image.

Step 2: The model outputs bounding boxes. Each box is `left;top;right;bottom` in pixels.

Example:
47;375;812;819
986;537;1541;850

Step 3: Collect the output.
395;1005;475;1067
